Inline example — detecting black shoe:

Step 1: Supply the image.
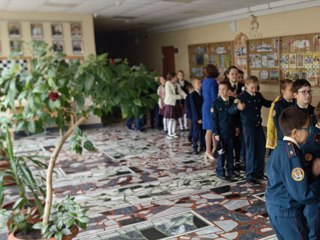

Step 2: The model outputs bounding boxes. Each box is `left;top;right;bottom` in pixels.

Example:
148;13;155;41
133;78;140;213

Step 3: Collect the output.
193;150;199;155
188;136;192;143
226;175;237;182
256;175;268;181
217;175;227;180
246;178;259;184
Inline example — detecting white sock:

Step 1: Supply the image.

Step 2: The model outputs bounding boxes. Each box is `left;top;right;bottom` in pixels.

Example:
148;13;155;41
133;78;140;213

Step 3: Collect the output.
178;118;183;130
163;118;168;131
172;120;177;134
167;119;173;135
183;114;188;129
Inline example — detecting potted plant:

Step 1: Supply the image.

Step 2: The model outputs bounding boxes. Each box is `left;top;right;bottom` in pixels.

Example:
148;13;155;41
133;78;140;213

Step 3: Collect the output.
0;41;157;239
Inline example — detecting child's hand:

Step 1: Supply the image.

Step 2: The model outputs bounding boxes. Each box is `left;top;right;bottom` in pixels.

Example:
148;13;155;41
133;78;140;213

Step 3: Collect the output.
198;119;202;124
237;101;246;111
235;128;240;136
228;90;237;97
214;135;220;141
312;158;320;176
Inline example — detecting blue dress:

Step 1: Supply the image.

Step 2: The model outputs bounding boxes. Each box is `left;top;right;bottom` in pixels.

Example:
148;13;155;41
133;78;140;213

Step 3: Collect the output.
201;77;218;130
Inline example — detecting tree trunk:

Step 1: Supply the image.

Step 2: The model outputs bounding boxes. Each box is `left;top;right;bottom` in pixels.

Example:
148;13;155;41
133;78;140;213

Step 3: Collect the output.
42;116;87;225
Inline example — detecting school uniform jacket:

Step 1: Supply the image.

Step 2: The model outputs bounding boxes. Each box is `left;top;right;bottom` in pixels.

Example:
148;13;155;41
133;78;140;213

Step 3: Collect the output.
229;82;244;95
212;96;240;137
229;91;272;127
294;103;317;125
189;90;203;122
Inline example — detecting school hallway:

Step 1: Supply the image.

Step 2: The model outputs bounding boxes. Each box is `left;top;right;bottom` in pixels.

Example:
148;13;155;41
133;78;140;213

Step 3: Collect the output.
1;124;276;240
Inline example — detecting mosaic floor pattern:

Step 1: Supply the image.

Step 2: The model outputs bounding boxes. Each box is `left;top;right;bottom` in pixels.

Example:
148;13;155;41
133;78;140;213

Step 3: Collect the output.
0;125;276;240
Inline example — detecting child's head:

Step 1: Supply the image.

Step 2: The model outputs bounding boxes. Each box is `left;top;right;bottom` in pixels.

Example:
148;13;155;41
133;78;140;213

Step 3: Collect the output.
245;75;259;94
279;79;293;100
279;107;311;144
315;102;320;123
238;69;244;83
191;78;201;91
205;64;219;79
186;82;194;93
159;76;166;86
225;66;239;84
177;70;184;81
218;80;231;98
167;72;177;83
292;79;312;106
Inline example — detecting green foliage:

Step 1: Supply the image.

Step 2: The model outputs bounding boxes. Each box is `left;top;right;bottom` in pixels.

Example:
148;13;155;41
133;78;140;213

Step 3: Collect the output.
33;195;89;240
69;127;96;154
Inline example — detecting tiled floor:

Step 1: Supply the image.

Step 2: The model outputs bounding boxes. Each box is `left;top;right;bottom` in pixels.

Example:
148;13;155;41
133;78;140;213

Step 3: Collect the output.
0;125;277;240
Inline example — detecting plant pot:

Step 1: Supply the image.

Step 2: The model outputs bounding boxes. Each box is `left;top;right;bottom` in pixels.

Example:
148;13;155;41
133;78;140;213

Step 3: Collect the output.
0;160;9;170
8;225;79;240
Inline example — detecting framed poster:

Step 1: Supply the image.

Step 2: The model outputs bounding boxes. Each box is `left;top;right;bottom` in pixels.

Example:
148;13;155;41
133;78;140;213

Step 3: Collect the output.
10;40;22;54
8;22;21;38
51;24;63;38
72;40;83;55
52;40;64;52
31;23;43;39
71;23;82;39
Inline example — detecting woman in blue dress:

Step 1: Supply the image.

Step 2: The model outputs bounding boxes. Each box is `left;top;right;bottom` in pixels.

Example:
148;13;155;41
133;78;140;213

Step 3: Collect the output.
202;64;219;161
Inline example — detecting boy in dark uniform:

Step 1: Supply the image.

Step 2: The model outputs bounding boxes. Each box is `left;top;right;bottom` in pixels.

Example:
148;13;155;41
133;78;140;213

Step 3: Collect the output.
302;102;320;240
292;79;316;125
189;78;205;154
273;79;294;141
212;80;242;180
266;107;320;240
185;84;194;143
229;75;272;184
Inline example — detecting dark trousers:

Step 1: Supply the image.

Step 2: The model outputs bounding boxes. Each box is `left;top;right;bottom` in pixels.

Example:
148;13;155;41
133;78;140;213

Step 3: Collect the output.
188;121;193;140
192;121;205;151
269;215;309;240
126;118;143;130
216;136;234;176
233;134;241;163
242;126;265;180
304;204;320;240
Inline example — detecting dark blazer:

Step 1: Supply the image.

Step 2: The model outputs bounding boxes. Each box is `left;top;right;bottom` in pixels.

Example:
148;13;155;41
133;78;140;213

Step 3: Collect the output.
230;82;245;95
190;90;203;122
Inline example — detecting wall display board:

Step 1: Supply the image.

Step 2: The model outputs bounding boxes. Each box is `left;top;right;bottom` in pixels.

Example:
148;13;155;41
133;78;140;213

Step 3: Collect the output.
188;41;233;78
234;33;248;77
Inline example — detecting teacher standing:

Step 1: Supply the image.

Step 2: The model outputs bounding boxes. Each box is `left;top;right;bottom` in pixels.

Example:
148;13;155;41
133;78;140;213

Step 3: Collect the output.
202;64;219;162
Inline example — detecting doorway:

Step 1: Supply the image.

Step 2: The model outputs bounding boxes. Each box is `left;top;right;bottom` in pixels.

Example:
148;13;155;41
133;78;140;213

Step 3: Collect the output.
162;46;175;76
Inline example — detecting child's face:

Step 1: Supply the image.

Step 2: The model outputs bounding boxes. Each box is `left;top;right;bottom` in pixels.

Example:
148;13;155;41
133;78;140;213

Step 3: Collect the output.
245;82;258;94
219;84;228;98
238;74;244;83
228;69;239;83
294;85;312;105
177;72;184;81
282;83;293;100
171;76;178;83
192;80;201;91
293;120;310;144
312;158;320;176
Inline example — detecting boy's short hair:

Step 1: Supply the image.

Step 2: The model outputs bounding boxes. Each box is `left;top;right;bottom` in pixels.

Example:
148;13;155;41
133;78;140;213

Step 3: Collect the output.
315;102;320;121
238;69;244;75
279;107;310;136
219;80;232;90
292;79;311;93
245;75;259;84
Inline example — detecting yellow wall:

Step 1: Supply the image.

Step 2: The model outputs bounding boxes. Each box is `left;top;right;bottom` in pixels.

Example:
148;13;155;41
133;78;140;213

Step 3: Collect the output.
128;6;320;126
0;11;96;57
0;11;101;125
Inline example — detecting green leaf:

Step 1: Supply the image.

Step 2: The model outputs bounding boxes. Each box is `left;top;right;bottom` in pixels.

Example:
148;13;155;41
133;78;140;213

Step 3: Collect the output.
84;74;94;91
133;99;142;107
83;140;96;152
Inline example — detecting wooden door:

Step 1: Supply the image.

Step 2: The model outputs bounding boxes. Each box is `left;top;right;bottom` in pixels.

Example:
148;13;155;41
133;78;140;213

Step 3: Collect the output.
162;46;175;76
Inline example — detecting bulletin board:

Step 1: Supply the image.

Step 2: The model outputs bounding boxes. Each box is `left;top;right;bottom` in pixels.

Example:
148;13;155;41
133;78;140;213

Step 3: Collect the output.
188;43;208;78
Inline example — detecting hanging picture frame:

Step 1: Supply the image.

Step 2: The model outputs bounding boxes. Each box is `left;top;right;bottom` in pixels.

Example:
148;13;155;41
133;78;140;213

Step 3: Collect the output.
31;23;43;39
51;23;63;39
8;22;21;38
71;23;82;39
52;40;64;52
72;40;83;55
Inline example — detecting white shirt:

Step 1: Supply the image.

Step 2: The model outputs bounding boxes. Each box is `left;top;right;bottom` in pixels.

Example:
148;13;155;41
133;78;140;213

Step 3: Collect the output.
283;136;300;149
297;102;308;109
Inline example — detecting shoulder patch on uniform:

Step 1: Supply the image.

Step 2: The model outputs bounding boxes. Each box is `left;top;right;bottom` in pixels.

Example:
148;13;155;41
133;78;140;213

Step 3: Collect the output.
304;153;313;161
234;99;239;104
272;109;276;117
291;167;305;182
286;142;296;158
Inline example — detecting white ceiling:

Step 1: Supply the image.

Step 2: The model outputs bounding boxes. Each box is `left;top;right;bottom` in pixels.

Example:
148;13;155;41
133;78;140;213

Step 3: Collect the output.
0;0;319;32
